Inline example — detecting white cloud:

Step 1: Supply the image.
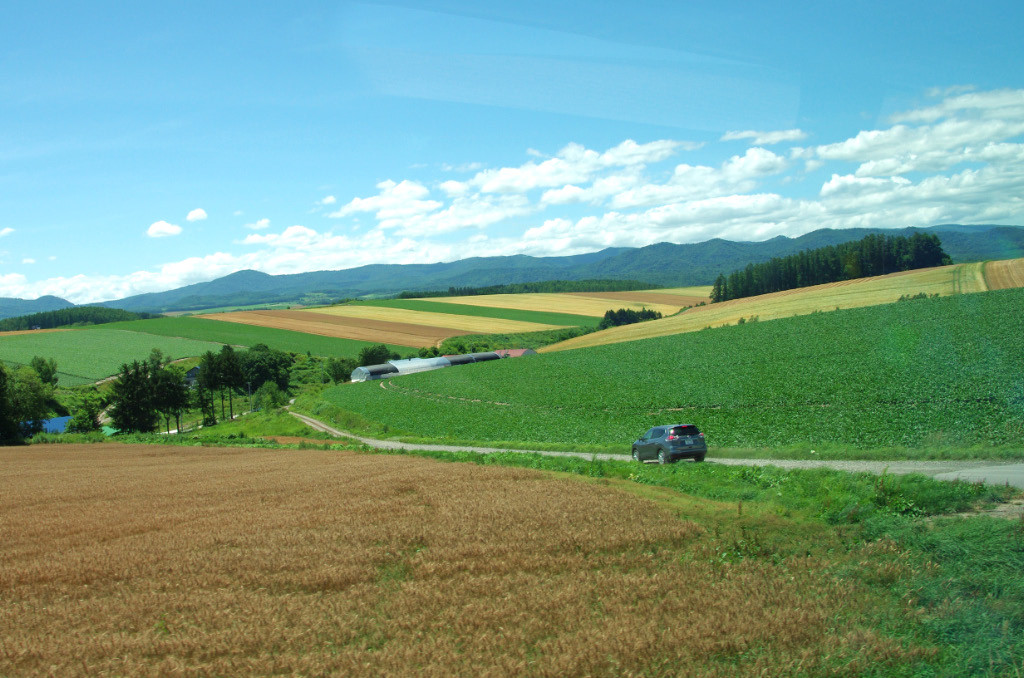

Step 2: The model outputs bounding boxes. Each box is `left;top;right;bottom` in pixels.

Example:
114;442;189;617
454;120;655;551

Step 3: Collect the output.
330;179;442;221
147;220;182;238
22;258;35;264
319;195;337;205
612;147;787;209
186;208;208;222
0;227;13;237
721;129;808;145
246;218;271;230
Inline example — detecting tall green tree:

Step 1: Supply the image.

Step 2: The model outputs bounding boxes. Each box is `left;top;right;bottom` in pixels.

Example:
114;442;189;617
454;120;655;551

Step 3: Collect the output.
358;344;398;366
29;356;58;387
217;345;245;420
9;366;53;436
108;361;158;433
0;364;22;444
239;343;292;392
195;351;220;426
153;365;190;433
67;389;103;433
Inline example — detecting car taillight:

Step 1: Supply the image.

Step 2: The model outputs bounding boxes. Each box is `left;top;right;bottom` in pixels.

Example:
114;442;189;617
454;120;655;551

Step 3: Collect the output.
699;433;704;437
667;434;677;440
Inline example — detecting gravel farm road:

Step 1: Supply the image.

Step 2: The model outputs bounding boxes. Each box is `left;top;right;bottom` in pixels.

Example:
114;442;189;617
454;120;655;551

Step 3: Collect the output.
289;412;1024;490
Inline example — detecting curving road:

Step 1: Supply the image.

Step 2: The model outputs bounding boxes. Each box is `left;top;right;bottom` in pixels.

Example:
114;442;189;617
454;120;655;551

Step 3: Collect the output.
288;412;1024;489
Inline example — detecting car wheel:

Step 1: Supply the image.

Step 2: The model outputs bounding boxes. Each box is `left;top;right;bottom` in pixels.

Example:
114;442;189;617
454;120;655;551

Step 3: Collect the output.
658;449;670;465
693;455;705;463
632;447;641;462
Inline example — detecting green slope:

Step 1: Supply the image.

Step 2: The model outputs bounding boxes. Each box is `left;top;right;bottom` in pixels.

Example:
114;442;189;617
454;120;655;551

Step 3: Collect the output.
99;317;414;354
0;329;224;385
316;287;1024;451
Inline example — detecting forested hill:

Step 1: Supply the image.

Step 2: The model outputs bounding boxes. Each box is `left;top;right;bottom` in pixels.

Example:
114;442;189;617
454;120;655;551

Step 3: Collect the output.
711;232;952;302
64;223;1024;313
0;295;73;320
0;306;151;332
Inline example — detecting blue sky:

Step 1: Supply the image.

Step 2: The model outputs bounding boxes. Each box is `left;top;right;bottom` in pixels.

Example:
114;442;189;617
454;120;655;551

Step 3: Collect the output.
2;0;1023;303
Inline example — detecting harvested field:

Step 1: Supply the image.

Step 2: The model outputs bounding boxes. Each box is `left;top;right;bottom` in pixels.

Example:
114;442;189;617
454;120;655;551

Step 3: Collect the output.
984;257;1024;290
568;290;710;307
544;263;986;351
435;292;682;317
199;310;472;348
0;444;924;676
308;304;566;334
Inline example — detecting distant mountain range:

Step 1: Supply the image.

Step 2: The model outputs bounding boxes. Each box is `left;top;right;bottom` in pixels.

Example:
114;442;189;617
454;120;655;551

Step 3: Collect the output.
2;224;1022;318
0;295;75;320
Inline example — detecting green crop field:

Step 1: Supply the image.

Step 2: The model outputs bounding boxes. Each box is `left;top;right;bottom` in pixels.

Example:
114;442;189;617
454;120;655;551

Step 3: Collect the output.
99;317;411;357
352;298;601;327
315;287;1024;451
0;329;225;385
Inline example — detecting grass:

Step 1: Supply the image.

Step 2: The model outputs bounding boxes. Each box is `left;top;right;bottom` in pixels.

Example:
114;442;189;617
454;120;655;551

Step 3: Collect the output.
306;288;1024;455
3;442;1020;676
100;316;410;357
350;298;601;328
546;261;998;351
0;328;224;385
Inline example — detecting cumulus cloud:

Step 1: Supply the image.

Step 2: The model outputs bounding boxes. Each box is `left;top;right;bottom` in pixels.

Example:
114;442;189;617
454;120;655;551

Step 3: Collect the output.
0;227;13;237
186;208;208;222
147;220;182;238
318;195;337;206
8;87;1024;305
721;129;808;145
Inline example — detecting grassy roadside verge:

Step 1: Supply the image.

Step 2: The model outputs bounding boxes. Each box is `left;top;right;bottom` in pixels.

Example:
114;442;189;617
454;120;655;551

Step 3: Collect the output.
291;393;1024;461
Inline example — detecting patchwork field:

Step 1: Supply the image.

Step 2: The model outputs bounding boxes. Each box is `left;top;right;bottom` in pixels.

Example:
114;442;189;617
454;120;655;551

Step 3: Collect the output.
347;298;601;327
0;444;945;676
317;287;1024;450
0;329;224;385
305;305;568;334
198;310;471;348
102;316;411;357
545;261;1002;351
567;287;711;308
433;291;684;317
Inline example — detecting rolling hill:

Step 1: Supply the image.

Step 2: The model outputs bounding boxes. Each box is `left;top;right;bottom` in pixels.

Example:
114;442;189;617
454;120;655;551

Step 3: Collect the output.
91;224;1024;313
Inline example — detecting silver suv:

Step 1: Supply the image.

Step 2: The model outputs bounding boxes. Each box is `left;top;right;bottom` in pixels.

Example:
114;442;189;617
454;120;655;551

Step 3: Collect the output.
632;424;707;463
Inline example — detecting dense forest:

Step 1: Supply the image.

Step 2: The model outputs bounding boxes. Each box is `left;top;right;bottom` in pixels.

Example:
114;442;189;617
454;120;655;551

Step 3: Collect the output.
710;232;952;303
0;306;151;332
397;279;659;299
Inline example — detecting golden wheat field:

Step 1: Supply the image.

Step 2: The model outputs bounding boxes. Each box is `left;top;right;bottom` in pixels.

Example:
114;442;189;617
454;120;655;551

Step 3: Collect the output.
0;445;928;676
542;261;1005;352
984;257;1024;290
431;292;683;318
306;305;566;334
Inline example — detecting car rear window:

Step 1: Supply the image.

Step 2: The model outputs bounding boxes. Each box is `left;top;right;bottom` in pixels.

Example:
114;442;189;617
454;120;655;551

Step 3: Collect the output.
669;426;700;436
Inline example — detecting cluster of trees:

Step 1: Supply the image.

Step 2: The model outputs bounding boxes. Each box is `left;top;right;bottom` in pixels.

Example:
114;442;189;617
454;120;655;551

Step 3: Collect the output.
398;279;659;299
597;307;662;330
0;306;150;332
710;232;953;303
0;361;57;444
108;344;294;434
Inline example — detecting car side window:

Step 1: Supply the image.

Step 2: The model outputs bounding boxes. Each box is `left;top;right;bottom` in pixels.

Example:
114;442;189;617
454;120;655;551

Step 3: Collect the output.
642;428;655;440
651;427;664;439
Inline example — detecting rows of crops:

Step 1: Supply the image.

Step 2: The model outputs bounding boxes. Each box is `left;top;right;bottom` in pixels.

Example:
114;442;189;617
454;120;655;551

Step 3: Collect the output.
352;299;600;328
319;287;1024;449
100;317;410;356
0;329;224;385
